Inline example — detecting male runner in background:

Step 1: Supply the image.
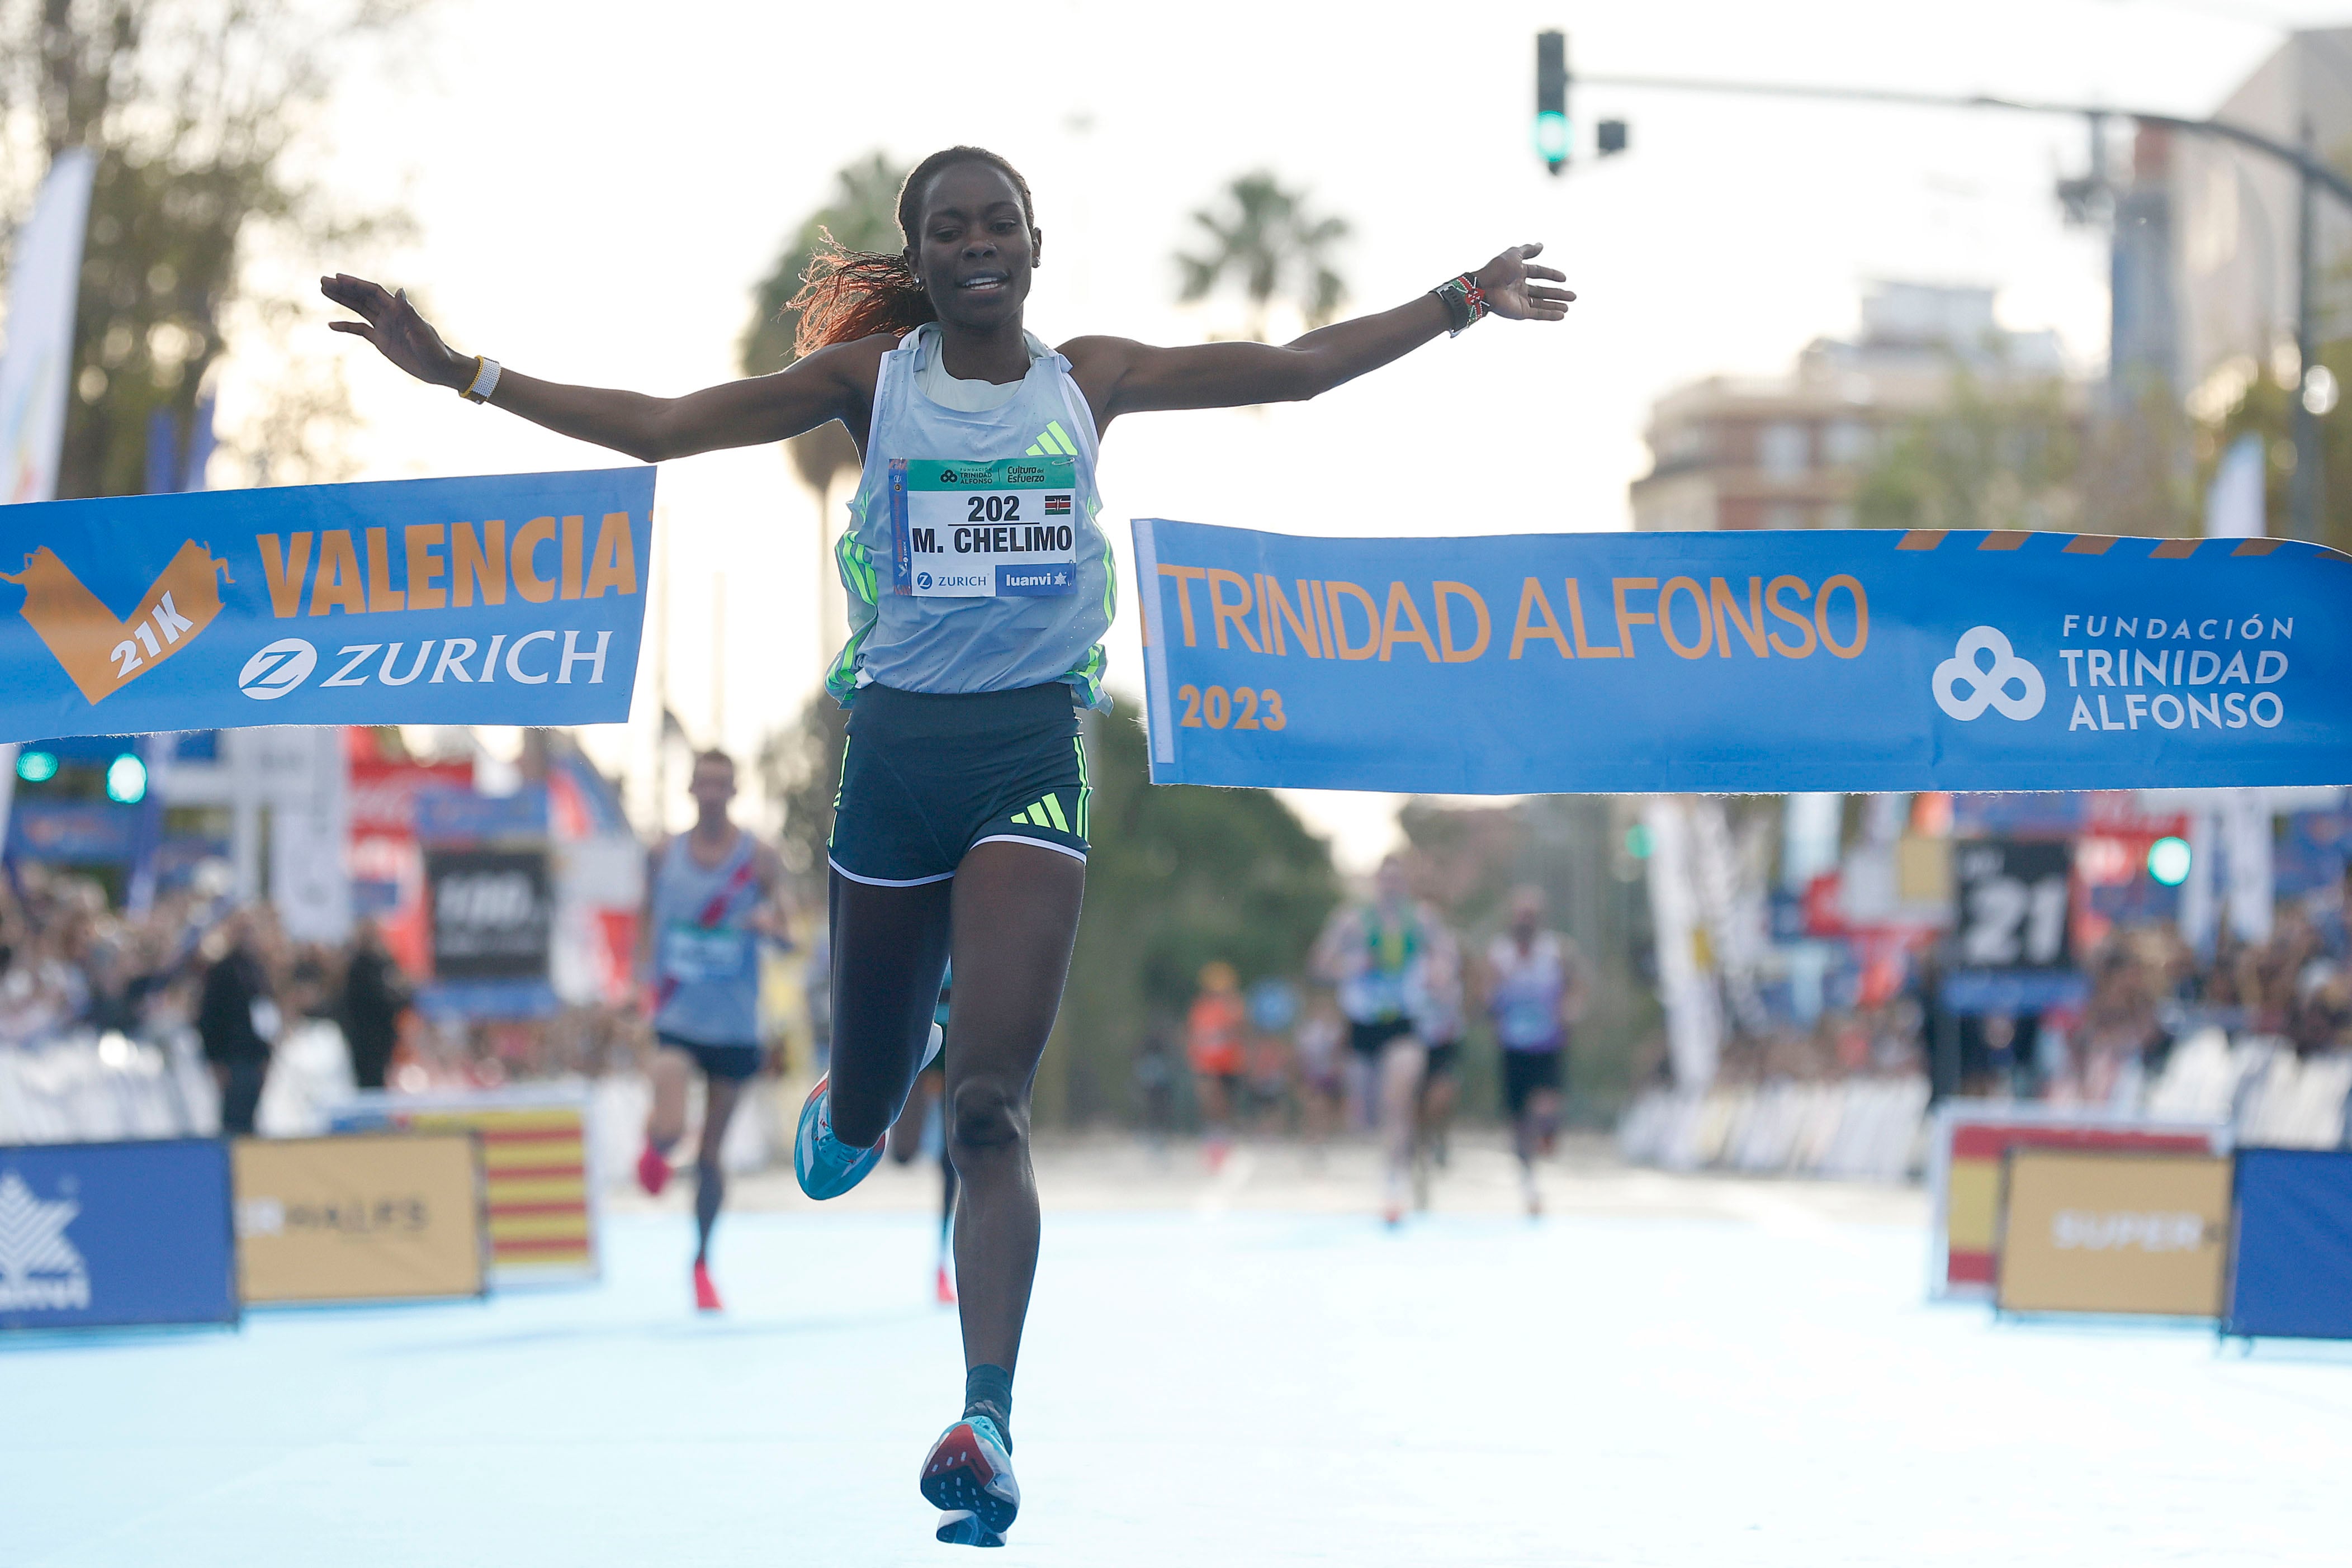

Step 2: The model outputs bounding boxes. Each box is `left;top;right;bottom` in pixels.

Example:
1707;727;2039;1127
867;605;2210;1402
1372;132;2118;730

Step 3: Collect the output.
636;749;787;1311
1483;885;1588;1217
1314;856;1444;1226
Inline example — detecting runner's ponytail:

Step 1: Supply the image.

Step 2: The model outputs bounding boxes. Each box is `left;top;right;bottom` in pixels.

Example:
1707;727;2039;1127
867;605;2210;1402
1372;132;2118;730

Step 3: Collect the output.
789;145;1038;358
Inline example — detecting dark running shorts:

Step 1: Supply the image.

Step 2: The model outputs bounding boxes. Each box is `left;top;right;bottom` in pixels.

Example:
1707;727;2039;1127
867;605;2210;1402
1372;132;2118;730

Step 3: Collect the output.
1502;1048;1564;1116
1348;1017;1416;1058
1423;1040;1460;1079
828;682;1090;886
658;1031;763;1083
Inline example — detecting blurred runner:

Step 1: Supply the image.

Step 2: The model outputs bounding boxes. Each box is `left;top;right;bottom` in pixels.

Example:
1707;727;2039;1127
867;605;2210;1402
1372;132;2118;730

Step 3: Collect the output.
1484;885;1588;1217
1314;855;1441;1226
328;141;1570;1549
1409;923;1465;1208
1186;960;1246;1169
889;963;959;1305
1292;994;1347;1155
1245;976;1299;1134
635;750;787;1312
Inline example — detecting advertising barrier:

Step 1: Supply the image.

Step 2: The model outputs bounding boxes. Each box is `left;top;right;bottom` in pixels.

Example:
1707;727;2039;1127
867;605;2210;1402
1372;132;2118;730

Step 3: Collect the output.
1995;1149;2232;1318
1928;1102;2227;1299
329;1086;597;1284
1129;520;2352;794
0;468;653;743
231;1133;488;1305
0;1138;236;1330
2223;1147;2352;1341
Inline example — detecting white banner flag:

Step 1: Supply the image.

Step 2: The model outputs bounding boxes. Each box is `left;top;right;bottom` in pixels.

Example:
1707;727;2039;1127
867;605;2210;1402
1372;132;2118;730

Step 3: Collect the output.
1;148;98;508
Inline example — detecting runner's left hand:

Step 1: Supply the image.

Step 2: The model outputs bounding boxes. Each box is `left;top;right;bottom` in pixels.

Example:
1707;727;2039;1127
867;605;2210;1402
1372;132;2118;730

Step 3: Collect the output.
1474;244;1575;323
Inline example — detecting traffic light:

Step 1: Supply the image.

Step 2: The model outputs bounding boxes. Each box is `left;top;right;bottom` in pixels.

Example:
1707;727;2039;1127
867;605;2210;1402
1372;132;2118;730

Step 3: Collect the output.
105;752;148;804
1536;31;1570;174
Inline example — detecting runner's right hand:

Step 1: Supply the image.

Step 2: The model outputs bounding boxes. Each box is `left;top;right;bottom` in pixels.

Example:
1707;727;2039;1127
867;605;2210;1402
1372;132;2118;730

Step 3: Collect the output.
320;273;471;389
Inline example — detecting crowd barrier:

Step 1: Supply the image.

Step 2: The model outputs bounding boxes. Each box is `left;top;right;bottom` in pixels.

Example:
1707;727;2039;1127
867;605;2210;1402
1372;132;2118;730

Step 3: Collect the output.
0;1138;238;1331
2223;1148;2352;1342
0;1029;216;1143
232;1133;489;1306
330;1086;599;1286
1993;1148;2233;1318
1927;1105;2227;1299
1615;1077;1930;1182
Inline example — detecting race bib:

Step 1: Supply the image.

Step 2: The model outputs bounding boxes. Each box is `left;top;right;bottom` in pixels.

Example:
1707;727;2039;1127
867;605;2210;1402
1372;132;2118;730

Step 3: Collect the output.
661;924;750;984
890;456;1079;598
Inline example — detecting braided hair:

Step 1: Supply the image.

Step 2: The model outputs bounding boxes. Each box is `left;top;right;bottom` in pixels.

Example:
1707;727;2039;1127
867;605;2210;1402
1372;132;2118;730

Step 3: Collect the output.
789;146;1037;357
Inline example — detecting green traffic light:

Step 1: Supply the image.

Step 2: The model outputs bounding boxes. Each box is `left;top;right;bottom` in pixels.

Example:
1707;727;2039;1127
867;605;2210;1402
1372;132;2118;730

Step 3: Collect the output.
2147;836;2192;887
16;750;58;783
1535;110;1570;164
1624;822;1652;859
105;752;148;804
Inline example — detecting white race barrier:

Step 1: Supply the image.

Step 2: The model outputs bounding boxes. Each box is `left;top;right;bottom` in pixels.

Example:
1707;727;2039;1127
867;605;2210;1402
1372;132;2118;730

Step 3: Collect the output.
0;1029;214;1143
1620;1037;2351;1183
1618;1076;1930;1182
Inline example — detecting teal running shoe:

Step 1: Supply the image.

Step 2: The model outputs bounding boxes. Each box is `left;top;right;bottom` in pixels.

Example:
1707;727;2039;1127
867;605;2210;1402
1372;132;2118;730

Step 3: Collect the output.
921;1414;1018;1547
794;1024;943;1201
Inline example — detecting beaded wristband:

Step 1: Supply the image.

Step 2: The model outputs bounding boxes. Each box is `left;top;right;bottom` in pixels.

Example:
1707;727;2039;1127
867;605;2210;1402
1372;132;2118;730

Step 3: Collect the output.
461;355;501;404
1431;273;1489;337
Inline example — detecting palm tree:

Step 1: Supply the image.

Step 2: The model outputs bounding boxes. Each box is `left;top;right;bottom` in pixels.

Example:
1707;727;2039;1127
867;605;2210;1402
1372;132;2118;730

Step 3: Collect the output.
1175;171;1349;340
740;151;910;501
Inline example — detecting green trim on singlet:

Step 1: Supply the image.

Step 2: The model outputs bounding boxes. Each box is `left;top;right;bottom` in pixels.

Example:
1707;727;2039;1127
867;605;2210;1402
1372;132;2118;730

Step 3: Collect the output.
826;529;880;705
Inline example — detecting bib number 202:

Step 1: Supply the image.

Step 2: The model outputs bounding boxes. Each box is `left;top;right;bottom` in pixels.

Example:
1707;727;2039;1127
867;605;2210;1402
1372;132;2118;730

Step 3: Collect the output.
967;494;1021;523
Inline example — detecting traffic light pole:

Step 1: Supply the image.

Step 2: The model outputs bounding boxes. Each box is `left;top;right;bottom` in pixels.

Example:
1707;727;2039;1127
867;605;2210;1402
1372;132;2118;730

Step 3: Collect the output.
1577;72;2351;542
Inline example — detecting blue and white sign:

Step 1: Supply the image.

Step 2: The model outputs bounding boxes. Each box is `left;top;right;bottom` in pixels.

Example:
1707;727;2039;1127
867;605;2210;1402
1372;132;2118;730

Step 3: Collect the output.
0;1139;238;1330
1131;522;2352;794
0;468;654;743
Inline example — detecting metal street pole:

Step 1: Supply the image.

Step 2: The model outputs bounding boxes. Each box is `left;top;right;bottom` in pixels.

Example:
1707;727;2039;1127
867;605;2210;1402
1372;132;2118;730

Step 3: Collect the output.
2293;117;2325;542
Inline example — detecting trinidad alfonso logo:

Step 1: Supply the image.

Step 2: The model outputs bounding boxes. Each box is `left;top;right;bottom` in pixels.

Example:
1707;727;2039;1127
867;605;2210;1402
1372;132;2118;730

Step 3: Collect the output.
0;1171;90;1312
0;542;233;704
1933;626;2046;722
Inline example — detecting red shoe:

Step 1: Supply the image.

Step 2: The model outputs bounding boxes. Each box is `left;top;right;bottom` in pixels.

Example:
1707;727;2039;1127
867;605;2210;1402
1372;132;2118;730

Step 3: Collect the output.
934;1261;958;1306
636;1143;672;1197
693;1259;723;1313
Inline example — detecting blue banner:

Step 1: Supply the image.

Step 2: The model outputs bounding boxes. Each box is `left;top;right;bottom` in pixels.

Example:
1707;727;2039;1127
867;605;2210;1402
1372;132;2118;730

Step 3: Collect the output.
0;468;654;742
2225;1147;2352;1342
1130;522;2352;794
0;1139;238;1330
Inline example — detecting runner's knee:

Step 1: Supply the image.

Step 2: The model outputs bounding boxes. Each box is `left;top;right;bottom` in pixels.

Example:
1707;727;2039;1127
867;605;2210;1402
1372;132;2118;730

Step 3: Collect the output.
949;1077;1026;1155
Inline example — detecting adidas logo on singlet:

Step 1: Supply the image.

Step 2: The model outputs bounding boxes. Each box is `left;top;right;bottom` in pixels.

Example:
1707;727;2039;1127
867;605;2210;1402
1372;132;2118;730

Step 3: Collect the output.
1025;421;1081;458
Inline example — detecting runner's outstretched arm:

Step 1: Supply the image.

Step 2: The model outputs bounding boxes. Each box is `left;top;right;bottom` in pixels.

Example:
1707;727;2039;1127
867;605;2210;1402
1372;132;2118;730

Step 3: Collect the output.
1066;243;1572;427
318;273;872;462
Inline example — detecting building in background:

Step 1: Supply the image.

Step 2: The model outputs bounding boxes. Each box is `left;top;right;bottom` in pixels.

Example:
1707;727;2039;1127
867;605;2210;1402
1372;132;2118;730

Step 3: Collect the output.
2173;27;2352;420
1629;282;2067;531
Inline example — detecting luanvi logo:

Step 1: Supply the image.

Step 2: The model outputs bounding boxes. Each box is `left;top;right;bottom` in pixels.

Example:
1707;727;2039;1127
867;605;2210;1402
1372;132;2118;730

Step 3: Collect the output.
1933;626;2046;722
0;1170;91;1311
0;541;232;704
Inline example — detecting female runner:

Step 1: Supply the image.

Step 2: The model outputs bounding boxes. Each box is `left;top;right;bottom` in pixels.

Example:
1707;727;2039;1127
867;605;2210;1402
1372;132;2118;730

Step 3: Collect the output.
321;144;1572;1547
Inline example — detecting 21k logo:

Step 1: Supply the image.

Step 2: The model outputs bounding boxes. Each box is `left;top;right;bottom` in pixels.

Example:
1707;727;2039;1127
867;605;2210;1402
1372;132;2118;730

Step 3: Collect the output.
0;542;232;704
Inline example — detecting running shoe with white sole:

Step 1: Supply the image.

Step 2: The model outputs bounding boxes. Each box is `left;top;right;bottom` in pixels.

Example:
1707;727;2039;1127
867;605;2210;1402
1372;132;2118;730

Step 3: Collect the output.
794;1024;944;1201
921;1414;1018;1547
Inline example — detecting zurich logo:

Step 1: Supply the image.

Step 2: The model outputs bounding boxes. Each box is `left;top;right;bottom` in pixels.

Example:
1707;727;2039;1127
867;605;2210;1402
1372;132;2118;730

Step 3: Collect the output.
238;637;317;700
1933;626;2046;721
917;572;934;590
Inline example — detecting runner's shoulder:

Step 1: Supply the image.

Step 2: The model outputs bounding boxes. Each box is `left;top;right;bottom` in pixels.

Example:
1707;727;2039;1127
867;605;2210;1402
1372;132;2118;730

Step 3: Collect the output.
784;332;900;392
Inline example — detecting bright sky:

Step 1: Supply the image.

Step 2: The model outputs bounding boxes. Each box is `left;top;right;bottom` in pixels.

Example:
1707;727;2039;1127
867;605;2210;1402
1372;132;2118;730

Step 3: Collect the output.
238;0;2335;865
